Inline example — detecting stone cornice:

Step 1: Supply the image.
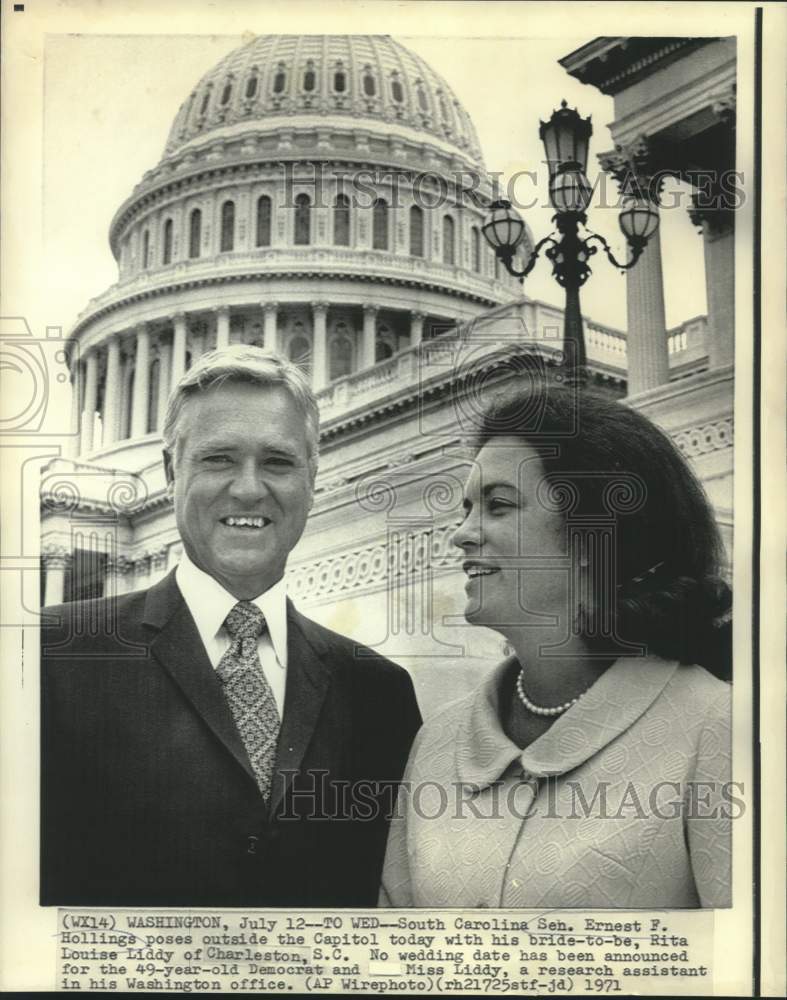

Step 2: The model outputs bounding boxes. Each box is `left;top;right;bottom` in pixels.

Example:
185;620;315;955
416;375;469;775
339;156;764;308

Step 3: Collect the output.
286;518;462;606
673;418;733;458
317;343;625;444
607;66;736;152
560;37;714;96
71;264;504;341
626;362;732;408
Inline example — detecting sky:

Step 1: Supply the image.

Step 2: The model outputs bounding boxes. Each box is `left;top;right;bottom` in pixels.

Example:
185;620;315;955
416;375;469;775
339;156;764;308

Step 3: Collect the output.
41;21;716;338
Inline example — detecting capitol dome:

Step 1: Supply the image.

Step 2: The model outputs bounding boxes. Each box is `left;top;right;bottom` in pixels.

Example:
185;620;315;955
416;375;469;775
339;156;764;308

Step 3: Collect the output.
64;34;531;482
163;34;485;169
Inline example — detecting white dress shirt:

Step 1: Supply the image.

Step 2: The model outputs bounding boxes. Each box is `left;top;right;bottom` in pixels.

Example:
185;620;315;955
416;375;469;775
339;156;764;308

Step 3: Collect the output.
175;551;288;715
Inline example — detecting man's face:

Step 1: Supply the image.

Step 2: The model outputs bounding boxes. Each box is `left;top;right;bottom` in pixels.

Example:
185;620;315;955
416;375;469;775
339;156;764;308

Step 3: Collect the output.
165;382;314;599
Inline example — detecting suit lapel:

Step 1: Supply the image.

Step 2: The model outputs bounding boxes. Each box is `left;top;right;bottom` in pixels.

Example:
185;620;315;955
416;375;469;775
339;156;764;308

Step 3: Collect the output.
142;570;258;787
269;602;334;815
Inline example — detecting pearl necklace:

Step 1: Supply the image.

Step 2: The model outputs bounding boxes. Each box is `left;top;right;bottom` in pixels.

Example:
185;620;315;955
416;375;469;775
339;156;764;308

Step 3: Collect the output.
515;668;583;717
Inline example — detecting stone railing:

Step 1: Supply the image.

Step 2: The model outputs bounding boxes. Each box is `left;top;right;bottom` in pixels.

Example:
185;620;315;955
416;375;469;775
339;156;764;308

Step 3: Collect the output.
668;316;708;356
585;321;627;358
73;247;513;330
315;323;566;422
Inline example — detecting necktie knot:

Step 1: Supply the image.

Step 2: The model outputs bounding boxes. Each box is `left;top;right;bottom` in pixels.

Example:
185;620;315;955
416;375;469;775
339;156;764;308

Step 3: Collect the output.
224;601;266;641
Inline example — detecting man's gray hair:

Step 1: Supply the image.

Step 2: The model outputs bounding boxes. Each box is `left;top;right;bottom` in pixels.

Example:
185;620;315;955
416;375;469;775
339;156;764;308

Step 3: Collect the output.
162;344;320;478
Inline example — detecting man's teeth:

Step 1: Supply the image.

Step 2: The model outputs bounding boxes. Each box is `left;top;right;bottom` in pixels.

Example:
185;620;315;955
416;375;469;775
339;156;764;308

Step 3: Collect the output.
466;566;498;577
224;516;266;528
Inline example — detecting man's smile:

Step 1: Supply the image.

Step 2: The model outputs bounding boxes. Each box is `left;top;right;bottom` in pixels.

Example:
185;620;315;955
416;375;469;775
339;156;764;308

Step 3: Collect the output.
220;515;271;529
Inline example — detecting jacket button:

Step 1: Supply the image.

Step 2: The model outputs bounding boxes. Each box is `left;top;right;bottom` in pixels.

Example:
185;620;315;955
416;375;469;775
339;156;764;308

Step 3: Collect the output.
246;835;259;855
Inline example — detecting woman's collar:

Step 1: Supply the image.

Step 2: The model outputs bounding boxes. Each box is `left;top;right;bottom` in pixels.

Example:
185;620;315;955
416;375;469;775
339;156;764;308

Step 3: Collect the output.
455;655;679;789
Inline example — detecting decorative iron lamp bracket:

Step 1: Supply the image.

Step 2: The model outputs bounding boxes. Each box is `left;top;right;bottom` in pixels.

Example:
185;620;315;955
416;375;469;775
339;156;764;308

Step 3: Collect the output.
583;231;649;272
493;215;648;286
496;232;559;282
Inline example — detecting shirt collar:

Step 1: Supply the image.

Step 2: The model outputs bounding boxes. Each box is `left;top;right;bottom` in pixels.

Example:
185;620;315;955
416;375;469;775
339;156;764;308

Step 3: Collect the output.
455;654;680;789
175;551;289;667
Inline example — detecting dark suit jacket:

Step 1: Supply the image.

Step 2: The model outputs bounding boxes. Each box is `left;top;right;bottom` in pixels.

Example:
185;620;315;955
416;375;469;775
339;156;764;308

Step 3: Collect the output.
41;569;421;907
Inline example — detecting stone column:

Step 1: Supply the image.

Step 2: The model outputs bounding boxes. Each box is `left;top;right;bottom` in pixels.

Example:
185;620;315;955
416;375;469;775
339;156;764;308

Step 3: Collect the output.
599;141;669;396
410;310;425;347
263;302;279;353
701;219;735;369
131;323;151;437
625;222;669;395
171;312;187;386
311;302;329;391
215;306;230;349
66;360;82;458
43;549;70;606
80;348;98;453
157;337;172;431
362;305;378;368
101;335;122;447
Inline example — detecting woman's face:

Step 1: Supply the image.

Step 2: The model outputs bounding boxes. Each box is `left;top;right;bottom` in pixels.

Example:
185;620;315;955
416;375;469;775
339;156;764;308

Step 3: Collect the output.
452;436;572;641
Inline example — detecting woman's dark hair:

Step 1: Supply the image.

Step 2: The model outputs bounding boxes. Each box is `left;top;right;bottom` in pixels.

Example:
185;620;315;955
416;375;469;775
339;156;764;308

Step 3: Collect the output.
473;383;732;679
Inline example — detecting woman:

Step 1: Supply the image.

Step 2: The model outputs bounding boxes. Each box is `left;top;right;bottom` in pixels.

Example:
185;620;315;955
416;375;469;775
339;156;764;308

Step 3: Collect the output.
381;384;733;909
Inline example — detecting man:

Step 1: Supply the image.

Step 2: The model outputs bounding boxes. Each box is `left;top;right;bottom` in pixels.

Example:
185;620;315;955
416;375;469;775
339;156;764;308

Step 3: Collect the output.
41;345;421;907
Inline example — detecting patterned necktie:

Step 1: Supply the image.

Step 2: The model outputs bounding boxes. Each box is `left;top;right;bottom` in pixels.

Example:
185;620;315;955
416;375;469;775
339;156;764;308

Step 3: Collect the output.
216;601;280;801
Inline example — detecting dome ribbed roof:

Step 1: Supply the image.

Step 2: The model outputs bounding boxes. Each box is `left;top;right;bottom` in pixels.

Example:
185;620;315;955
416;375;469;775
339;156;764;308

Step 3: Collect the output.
164;34;485;168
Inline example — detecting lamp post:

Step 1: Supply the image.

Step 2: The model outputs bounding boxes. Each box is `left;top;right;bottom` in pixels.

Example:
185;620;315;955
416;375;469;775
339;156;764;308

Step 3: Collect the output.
482;100;659;381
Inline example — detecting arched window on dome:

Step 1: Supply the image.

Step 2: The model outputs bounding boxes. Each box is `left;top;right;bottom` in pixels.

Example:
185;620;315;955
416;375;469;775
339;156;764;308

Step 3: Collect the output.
410;205;424;257
199;87;211;116
362;69;376;97
288;333;312;376
438;93;449;122
471;225;481;273
142;230;150;270
372;199;389;251
442;215;455;266
333;68;346;93
294;194;311;245
256;195;272;247
162;219;173;265
303;65;316;92
220;80;232;106
245;72;258;99
416;81;428;112
390;74;404;104
329;333;353;381
273;65;287;95
189;208;202;259
334;193;350;246
220;200;235;252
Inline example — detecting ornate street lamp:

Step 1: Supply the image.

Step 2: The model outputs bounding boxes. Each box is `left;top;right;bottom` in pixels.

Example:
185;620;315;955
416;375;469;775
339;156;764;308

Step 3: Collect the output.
482;100;659;379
